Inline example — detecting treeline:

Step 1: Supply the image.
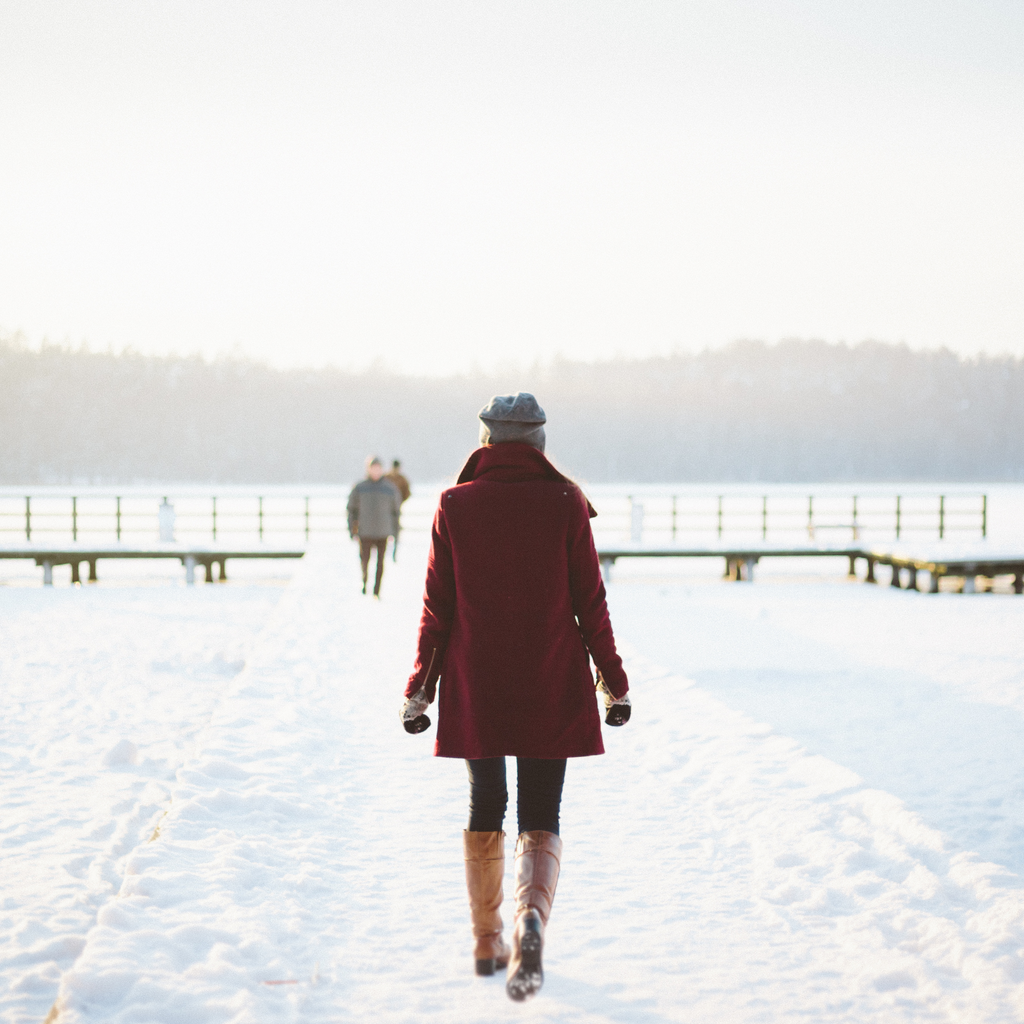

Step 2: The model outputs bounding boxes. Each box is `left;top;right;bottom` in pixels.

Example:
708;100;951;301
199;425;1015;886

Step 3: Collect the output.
1;337;1022;483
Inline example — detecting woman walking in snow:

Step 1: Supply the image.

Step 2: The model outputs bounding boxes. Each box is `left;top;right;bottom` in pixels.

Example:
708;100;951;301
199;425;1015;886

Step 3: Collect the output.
401;393;631;1002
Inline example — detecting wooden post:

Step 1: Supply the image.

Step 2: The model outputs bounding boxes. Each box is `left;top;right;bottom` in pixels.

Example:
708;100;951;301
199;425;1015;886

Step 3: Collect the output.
88;559;98;582
218;558;228;582
1014;571;1022;595
71;560;81;585
212;496;217;541
717;496;723;540
762;496;768;540
866;557;876;583
895;496;901;540
890;563;902;588
981;494;987;539
629;499;643;543
25;496;31;541
72;496;78;541
929;571;941;593
907;566;918;591
939;495;945;540
847;555;857;578
962;563;976;593
116;496;121;541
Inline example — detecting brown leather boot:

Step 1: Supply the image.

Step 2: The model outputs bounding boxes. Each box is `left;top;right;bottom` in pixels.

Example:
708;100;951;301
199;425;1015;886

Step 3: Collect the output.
463;830;511;976
505;830;562;1001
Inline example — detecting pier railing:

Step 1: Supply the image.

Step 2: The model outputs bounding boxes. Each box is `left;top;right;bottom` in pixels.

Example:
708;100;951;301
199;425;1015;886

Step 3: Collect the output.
0;491;987;546
0;493;428;544
602;492;987;544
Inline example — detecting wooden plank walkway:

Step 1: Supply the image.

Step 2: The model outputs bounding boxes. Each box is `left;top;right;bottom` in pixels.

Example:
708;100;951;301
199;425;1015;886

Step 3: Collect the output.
3;543;1021;594
0;546;304;585
863;549;1024;594
596;547;1024;593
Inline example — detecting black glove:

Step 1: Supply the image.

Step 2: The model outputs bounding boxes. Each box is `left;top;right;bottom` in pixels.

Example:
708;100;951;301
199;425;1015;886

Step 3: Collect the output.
401;687;432;734
605;703;631;726
597;678;632;727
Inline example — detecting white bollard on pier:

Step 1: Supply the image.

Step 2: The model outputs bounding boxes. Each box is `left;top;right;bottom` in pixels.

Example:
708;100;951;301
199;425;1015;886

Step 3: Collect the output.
630;500;644;544
159;498;176;543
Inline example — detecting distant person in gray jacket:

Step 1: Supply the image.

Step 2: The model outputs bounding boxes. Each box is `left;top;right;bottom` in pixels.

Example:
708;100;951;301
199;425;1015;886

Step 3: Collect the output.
347;457;401;597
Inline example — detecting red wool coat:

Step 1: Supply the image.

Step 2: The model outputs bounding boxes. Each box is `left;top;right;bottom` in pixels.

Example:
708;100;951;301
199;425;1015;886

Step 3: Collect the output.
405;443;629;759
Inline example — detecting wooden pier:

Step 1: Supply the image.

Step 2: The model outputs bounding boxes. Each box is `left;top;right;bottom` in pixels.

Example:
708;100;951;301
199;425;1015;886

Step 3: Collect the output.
597;546;1024;593
862;550;1024;594
0;546;304;585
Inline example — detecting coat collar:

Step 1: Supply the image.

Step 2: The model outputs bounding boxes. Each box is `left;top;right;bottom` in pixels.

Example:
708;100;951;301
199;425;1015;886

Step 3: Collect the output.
456;444;597;517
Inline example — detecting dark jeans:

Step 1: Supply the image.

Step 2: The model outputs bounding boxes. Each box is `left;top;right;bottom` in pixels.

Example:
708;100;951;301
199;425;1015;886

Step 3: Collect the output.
466;757;567;835
359;537;388;595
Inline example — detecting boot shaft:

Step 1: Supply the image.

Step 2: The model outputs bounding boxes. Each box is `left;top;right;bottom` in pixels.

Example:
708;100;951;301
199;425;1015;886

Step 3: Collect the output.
513;830;562;924
463;829;506;936
463;829;510;973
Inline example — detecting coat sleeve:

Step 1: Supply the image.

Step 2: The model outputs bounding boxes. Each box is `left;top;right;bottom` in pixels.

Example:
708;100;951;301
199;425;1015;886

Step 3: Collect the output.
567;491;629;699
346;486;359;536
390;483;401;537
405;496;456;700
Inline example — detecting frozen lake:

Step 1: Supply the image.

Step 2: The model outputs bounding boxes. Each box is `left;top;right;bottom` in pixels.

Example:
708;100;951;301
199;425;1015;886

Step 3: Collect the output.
1;492;1023;1022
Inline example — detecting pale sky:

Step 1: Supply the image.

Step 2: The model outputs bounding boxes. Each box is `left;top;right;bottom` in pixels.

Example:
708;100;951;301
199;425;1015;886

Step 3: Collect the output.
1;1;1022;373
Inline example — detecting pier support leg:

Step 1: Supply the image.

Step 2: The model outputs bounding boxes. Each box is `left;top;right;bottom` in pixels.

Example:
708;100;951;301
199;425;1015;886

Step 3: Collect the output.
1015;572;1023;595
723;558;733;579
929;572;941;593
88;560;98;583
601;558;613;584
907;566;918;592
847;555;857;578
203;561;214;583
217;559;228;582
890;565;902;588
71;561;81;585
184;556;196;586
42;561;53;586
866;558;876;583
745;557;756;582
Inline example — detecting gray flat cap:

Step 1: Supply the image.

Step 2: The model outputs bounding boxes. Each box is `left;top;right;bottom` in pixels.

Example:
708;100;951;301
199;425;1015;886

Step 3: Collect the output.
478;392;547;451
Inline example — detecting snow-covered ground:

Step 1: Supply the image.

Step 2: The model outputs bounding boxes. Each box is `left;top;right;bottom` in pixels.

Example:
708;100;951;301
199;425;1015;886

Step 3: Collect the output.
2;531;1024;1023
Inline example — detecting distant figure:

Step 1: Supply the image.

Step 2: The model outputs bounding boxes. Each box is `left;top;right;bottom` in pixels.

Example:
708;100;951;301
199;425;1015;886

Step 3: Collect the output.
386;459;411;560
347;457;401;597
387;459;411;503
